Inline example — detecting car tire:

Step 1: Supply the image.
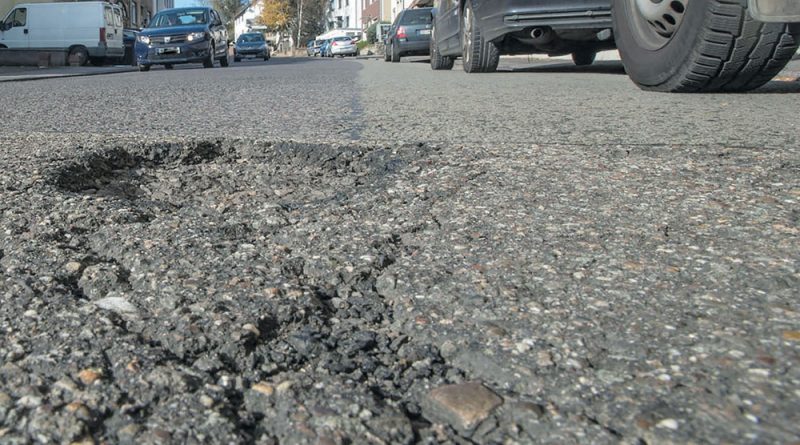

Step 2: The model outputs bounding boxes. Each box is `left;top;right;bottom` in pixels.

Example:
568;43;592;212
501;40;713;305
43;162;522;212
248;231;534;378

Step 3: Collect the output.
234;57;241;62
384;46;391;62
219;55;229;67
68;46;90;66
461;0;500;73
391;42;400;63
430;22;454;70
612;0;800;92
138;64;150;72
164;64;174;70
203;44;215;68
571;50;596;66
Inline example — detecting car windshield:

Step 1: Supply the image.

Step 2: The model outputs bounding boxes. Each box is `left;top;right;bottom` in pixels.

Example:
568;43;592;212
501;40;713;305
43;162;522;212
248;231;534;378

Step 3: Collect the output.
150;9;208;28
238;34;264;43
400;9;432;25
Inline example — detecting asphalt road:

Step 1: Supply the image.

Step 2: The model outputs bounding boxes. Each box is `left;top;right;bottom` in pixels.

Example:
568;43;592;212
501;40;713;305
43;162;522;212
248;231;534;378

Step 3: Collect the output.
0;56;798;444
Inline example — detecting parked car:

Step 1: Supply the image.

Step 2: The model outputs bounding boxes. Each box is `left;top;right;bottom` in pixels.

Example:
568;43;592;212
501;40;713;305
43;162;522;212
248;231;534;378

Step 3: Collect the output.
134;6;228;71
319;39;332;57
0;1;124;66
329;36;357;57
234;32;270;62
384;7;432;63
121;28;138;65
428;0;800;92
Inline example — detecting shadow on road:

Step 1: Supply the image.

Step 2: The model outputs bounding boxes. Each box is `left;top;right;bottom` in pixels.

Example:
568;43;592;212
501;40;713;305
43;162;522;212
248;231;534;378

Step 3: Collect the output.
499;61;627;75
751;80;800;94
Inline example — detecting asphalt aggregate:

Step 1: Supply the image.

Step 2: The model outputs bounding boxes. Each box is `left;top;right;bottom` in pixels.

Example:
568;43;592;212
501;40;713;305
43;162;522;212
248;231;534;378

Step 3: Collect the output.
0;56;798;444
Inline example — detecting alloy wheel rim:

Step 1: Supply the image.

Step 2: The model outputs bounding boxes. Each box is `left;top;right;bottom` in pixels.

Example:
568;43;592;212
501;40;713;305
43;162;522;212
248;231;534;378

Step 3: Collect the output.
634;0;688;41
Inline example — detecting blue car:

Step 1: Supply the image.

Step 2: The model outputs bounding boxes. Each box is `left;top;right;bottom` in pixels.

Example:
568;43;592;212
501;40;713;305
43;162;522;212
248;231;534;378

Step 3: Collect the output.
135;6;229;71
319;39;332;58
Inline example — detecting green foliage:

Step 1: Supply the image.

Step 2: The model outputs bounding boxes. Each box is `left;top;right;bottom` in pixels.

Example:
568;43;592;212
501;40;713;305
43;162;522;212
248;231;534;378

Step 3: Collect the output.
366;21;389;44
357;40;369;50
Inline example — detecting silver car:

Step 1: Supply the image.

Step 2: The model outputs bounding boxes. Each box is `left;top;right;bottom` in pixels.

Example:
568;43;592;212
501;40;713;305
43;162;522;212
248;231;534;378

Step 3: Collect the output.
329;36;357;57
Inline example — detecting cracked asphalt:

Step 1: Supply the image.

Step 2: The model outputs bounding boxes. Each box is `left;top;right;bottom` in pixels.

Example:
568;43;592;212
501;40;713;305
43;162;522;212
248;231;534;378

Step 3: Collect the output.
0;56;798;444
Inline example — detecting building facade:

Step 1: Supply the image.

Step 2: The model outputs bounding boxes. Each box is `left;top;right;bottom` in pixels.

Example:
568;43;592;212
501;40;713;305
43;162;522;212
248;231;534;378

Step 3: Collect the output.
328;0;361;31
360;0;389;26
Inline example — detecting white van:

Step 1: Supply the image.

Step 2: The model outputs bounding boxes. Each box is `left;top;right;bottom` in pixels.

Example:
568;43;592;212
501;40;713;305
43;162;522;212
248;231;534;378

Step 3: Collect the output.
0;2;124;65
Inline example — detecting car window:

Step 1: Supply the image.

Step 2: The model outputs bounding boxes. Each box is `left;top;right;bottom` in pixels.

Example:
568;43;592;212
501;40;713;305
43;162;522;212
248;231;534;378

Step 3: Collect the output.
333;37;351;42
104;6;114;28
400;9;432;25
150;9;208;27
238;34;264;43
4;7;26;28
113;7;123;27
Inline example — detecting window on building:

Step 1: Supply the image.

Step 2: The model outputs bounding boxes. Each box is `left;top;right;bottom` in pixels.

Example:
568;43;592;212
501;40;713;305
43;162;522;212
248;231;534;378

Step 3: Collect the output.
130;1;138;25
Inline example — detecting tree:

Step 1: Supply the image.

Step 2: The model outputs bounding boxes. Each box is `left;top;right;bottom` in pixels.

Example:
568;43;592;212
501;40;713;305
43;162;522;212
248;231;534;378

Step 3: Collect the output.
258;0;329;51
210;0;245;37
259;0;291;31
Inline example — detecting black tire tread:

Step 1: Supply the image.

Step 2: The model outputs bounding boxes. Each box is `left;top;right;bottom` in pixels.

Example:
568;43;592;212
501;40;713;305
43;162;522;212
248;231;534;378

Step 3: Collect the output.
430;26;455;70
649;0;799;92
462;0;500;73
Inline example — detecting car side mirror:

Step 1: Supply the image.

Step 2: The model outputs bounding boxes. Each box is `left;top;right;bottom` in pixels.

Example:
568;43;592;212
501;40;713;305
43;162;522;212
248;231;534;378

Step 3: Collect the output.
431;8;438;18
0;22;9;32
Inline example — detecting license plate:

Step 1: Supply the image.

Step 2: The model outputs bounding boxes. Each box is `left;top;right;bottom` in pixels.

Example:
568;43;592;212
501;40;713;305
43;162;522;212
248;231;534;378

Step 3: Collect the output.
157;47;180;55
419;29;431;35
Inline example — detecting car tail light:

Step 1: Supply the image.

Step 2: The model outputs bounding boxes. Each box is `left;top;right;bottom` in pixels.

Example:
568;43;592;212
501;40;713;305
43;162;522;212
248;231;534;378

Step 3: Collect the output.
396;26;407;39
332;41;339;46
99;27;106;42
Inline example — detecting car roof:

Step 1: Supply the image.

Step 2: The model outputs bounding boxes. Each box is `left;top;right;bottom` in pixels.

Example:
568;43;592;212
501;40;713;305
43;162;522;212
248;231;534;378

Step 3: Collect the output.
402;7;432;13
157;6;211;13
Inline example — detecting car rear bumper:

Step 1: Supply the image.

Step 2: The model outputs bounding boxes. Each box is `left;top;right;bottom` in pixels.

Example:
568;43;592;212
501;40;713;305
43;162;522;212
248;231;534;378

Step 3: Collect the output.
397;40;429;55
330;45;357;55
135;40;211;65
477;0;612;42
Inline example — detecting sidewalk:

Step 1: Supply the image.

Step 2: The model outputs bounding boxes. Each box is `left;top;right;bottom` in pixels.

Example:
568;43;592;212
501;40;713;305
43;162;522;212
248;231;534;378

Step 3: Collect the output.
0;65;137;82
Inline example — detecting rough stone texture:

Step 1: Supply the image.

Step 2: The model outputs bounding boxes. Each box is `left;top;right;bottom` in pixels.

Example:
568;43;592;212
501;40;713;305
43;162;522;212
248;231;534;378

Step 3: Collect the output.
426;382;503;432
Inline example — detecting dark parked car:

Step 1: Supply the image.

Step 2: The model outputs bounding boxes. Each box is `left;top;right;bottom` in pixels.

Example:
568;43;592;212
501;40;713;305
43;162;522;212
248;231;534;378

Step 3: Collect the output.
134;6;229;71
384;7;432;63
121;28;139;66
234;32;270;62
428;0;800;92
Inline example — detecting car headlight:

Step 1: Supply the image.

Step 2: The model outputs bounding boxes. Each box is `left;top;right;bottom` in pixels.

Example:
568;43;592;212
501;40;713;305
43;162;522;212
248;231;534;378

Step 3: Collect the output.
137;35;150;44
187;32;205;42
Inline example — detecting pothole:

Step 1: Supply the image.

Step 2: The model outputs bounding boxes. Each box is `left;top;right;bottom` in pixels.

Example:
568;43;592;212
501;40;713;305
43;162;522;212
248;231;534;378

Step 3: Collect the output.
23;140;497;443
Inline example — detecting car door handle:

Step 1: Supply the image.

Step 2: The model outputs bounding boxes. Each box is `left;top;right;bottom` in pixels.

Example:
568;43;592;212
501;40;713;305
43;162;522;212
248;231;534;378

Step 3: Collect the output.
23;29;28;34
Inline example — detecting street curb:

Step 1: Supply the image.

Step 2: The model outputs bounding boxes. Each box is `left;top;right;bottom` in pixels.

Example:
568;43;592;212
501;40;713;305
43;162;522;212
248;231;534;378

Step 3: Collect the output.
0;66;137;83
